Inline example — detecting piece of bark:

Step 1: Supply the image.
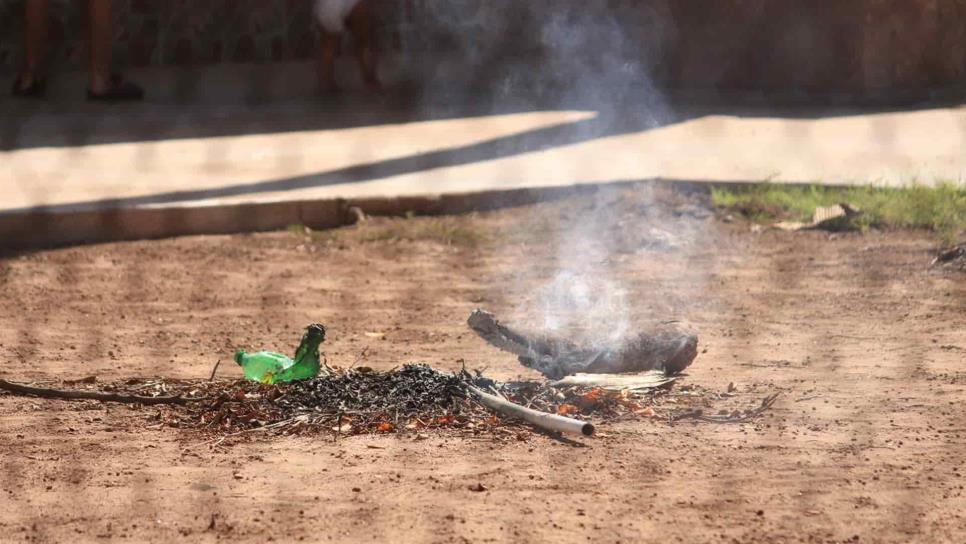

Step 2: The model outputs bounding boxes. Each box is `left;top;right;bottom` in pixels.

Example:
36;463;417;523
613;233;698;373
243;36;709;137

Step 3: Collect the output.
467;309;697;379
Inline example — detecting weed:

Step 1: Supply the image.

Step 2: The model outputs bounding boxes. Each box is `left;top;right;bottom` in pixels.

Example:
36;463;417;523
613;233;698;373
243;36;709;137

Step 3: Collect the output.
712;183;966;246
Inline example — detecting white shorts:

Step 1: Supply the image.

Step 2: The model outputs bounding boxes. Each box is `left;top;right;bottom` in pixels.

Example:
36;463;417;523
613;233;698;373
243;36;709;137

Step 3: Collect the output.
314;0;362;33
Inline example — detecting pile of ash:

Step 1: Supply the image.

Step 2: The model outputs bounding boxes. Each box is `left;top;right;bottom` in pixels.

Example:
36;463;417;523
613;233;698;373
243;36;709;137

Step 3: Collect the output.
148;364;667;438
279;364;466;418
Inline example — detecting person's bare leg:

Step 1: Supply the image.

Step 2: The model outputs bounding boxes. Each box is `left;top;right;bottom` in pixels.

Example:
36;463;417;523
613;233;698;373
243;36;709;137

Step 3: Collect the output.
87;0;112;93
17;0;49;90
318;32;341;92
346;1;381;93
85;0;141;100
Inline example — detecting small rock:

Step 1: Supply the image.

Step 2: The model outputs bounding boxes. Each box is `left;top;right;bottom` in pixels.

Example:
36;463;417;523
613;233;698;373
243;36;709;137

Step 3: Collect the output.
468;483;487;492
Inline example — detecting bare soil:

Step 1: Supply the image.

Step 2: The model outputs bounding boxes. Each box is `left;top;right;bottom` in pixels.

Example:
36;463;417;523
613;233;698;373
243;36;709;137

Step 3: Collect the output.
1;186;964;543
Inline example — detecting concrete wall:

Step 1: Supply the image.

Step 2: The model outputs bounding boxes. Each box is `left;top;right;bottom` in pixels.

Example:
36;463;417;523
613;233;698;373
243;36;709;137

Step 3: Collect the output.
662;0;966;94
1;0;964;98
0;0;403;67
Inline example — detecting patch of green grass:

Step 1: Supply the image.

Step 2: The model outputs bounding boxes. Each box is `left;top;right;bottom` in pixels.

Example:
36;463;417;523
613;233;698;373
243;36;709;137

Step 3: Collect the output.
286;224;312;236
298;216;489;247
711;183;966;246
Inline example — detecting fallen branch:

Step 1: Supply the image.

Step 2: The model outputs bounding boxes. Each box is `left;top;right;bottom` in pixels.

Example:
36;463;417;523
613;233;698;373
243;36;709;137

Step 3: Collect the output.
0;378;197;405
466;384;594;436
670;393;781;424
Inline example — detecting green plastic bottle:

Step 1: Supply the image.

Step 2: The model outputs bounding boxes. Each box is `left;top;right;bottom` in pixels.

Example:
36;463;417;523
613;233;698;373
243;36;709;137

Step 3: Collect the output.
234;324;326;384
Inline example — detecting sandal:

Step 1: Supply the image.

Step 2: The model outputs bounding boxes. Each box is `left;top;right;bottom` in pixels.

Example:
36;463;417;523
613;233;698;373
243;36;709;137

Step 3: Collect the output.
86;74;144;102
11;73;46;98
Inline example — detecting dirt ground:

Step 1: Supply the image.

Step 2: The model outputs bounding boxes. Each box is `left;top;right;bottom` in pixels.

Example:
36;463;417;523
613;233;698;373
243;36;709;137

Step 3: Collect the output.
1;185;964;543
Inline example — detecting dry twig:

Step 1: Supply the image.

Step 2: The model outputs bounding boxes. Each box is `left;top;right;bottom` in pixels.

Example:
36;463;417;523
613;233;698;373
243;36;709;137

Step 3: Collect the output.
0;378;199;405
669;392;780;424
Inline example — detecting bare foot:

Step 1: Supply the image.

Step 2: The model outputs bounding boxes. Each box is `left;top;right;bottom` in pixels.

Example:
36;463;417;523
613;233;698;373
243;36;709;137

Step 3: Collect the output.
11;71;46;98
16;72;36;91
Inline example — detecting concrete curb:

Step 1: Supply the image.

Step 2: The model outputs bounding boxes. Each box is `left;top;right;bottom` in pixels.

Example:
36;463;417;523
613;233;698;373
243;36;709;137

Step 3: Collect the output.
0;182;613;251
6;177;895;251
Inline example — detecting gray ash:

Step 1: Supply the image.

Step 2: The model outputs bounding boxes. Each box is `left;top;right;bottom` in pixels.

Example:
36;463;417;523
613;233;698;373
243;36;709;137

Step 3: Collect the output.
279;364;468;417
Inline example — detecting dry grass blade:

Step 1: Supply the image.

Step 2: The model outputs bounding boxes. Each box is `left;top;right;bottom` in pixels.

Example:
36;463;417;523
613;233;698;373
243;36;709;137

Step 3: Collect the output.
553;371;677;391
670;392;781;424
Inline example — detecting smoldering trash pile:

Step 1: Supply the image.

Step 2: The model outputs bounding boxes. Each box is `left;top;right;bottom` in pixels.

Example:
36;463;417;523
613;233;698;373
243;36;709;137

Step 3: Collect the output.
152;312;707;439
150;364;668;439
0;315;779;442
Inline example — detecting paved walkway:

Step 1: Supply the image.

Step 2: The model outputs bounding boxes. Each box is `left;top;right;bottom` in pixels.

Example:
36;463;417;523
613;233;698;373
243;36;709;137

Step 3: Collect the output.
3;73;965;214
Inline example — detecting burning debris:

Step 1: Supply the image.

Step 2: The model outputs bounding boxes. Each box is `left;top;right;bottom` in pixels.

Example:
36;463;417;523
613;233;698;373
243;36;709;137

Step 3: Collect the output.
0;319;672;439
467;309;698;379
155;363;665;438
0;318;777;444
0;364;778;442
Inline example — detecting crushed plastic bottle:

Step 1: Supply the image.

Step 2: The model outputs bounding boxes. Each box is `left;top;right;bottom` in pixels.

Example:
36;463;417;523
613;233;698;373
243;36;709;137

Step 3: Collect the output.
234;324;326;384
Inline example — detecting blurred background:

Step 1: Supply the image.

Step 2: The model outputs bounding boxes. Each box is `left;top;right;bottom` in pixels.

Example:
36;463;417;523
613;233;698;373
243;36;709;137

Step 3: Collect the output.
2;1;964;251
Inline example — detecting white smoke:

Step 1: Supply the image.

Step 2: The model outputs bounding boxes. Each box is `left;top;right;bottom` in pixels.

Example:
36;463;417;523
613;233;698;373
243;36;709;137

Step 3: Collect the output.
529;269;629;347
513;185;630;348
413;2;687;344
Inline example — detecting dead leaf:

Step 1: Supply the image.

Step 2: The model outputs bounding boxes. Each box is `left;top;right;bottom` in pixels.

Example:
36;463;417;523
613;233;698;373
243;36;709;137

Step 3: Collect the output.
376;422;393;433
557;404;580;416
581;388;604;402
